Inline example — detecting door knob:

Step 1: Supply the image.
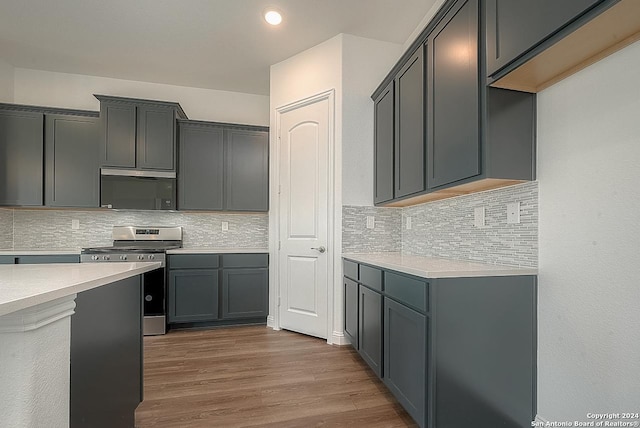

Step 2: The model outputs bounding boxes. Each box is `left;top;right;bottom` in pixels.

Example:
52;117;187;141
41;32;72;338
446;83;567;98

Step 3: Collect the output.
311;246;326;253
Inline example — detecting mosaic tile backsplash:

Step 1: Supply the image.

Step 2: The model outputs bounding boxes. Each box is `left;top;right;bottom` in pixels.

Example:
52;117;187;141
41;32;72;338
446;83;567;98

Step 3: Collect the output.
343;181;538;267
342;206;402;253
2;209;268;250
0;209;13;249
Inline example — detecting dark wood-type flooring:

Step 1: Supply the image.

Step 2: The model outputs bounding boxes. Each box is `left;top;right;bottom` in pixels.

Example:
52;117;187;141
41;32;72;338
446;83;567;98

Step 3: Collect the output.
135;325;416;428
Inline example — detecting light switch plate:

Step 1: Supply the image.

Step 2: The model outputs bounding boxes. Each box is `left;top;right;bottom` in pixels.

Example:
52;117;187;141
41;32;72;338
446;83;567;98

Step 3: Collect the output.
221;221;229;231
507;202;520;224
474;207;485;228
406;216;412;230
366;216;375;229
71;219;80;230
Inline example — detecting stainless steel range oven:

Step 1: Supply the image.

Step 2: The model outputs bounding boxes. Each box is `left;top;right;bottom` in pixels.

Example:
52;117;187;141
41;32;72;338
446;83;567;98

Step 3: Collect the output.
80;226;182;335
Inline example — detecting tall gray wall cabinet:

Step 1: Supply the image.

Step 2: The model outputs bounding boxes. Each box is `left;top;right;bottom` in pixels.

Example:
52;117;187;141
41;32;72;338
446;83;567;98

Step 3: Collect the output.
343;257;537;428
371;0;536;207
177;120;269;212
96;95;187;171
1;104;101;208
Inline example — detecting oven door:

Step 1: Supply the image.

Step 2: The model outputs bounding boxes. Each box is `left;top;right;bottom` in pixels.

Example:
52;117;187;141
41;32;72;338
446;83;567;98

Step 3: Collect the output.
142;267;166;335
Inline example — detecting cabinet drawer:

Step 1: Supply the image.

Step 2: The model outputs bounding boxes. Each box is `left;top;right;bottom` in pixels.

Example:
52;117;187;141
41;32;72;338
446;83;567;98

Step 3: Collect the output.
169;254;219;269
360;265;383;292
222;254;268;268
343;260;358;280
384;271;428;313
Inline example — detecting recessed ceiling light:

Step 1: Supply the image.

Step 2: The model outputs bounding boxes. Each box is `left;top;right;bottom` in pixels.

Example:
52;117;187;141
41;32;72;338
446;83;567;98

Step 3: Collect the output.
264;9;283;26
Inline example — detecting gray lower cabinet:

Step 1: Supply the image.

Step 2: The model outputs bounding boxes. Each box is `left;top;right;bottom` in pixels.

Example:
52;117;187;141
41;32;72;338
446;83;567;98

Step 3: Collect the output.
485;0;603;77
0;256;16;264
221;268;268;319
343;277;359;348
343;258;536;428
384;297;427;426
0;108;44;206
177;120;269;212
167;253;269;327
16;255;80;264
168;269;219;323
45;114;100;207
359;285;383;377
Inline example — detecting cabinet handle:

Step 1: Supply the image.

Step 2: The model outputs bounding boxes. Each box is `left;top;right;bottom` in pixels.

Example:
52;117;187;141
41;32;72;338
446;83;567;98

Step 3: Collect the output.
311;246;326;253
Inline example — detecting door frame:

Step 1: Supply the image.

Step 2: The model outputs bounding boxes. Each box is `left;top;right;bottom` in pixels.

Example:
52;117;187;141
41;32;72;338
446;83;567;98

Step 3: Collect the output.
269;89;346;344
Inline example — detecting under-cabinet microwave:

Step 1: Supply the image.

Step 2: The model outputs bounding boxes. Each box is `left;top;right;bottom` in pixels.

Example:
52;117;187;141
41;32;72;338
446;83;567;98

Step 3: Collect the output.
100;168;176;210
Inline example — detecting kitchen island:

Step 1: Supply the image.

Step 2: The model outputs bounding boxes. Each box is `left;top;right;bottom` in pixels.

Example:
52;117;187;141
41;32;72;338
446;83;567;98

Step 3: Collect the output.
0;262;161;428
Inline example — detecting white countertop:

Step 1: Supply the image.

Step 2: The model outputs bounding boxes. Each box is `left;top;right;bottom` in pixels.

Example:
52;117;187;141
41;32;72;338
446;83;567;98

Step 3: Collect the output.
0;262;161;317
167;248;269;254
0;249;81;255
343;253;537;279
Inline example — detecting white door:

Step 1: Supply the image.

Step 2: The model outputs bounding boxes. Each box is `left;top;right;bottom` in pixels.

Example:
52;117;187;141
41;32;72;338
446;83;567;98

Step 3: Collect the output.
278;97;330;339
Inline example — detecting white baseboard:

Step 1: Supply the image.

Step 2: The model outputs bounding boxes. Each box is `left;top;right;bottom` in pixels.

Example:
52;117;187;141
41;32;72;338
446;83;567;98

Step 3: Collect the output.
266;315;279;330
331;331;350;346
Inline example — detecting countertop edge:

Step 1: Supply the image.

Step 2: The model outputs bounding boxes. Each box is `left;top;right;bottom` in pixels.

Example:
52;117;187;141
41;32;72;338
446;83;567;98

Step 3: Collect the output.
342;253;538;279
166;248;269;254
0;250;82;256
0;262;161;317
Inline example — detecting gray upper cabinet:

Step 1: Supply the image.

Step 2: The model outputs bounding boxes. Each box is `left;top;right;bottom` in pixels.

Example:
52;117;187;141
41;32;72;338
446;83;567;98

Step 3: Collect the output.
97;95;186;171
45;114;100;208
0;108;44;206
177;120;269;212
373;81;394;204
100;101;136;168
136;104;175;170
427;0;480;189
225;128;269;211
485;0;603;78
178;122;224;210
394;47;425;199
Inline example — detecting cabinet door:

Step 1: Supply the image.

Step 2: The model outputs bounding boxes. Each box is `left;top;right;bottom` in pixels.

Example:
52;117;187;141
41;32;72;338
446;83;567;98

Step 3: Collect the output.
384;298;427;427
100;102;136;168
0;256;16;264
224;129;269;211
178;124;224;210
0;109;44;206
374;81;394;204
45;114;99;208
344;277;359;348
428;0;480;189
486;0;602;76
221;268;268;319
168;270;219;323
359;285;383;377
16;255;80;264
137;104;175;170
395;47;425;198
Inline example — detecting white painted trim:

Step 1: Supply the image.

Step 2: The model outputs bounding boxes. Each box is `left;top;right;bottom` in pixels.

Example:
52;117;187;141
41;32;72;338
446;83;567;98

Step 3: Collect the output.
266;315;278;330
0;295;76;333
271;89;337;342
331;331;350;346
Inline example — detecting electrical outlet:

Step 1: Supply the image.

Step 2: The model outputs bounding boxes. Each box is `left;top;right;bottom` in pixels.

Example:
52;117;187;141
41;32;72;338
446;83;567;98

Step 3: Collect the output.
366;216;375;229
406;216;412;230
221;221;229;231
71;219;80;230
474;207;485;228
507;202;520;224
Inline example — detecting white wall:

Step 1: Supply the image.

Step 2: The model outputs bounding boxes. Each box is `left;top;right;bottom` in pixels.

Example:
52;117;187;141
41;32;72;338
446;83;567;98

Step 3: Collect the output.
403;0;447;53
537;40;640;420
13;68;269;126
0;59;14;103
342;34;403;206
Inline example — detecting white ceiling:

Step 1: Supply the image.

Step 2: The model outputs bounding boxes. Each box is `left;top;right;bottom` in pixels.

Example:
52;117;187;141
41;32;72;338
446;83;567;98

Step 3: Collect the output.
0;0;438;96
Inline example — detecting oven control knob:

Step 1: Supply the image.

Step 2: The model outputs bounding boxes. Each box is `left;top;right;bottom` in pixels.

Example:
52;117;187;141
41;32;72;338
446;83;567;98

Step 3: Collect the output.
92;255;98;261
120;255;127;261
103;255;110;261
137;255;144;261
148;254;155;260
145;295;153;302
